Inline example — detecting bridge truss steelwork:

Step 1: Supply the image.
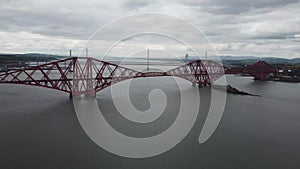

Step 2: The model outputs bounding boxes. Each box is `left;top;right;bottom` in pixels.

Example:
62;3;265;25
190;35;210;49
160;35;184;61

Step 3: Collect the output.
0;57;277;96
243;61;278;80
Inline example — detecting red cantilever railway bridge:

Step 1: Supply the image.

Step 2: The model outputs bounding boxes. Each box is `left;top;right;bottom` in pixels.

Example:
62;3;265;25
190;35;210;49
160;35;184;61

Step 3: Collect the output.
0;57;277;97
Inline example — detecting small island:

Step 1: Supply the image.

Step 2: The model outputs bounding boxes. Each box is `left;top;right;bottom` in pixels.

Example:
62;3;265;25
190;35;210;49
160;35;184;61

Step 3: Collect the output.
212;84;260;97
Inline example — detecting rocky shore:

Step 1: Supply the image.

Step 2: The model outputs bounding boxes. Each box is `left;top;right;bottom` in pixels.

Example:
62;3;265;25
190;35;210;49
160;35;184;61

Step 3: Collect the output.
212;84;260;97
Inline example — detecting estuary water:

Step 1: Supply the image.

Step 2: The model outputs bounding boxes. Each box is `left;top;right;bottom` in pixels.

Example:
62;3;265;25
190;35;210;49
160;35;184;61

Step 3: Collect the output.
0;75;300;169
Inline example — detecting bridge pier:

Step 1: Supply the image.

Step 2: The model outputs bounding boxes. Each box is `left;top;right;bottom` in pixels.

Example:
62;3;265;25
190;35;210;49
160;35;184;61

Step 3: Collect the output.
85;92;96;98
192;82;209;88
193;82;211;88
254;77;265;81
203;83;211;87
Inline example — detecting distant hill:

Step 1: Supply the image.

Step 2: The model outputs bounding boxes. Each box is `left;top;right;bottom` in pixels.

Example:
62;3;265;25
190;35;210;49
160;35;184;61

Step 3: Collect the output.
186;55;300;65
290;58;300;64
220;55;260;60
221;56;300;66
0;53;68;62
1;53;299;66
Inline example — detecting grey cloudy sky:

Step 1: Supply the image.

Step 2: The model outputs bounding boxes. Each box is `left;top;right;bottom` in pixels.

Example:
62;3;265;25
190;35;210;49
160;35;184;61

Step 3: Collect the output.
0;0;300;58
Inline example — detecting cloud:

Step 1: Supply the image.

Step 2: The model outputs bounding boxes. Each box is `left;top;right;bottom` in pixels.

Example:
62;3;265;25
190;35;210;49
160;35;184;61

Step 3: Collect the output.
0;0;300;58
123;0;153;10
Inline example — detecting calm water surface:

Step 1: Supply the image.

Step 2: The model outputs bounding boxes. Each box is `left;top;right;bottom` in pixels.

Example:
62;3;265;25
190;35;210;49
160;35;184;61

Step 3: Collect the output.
0;75;300;169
